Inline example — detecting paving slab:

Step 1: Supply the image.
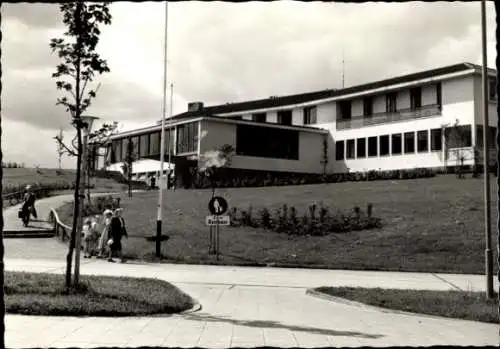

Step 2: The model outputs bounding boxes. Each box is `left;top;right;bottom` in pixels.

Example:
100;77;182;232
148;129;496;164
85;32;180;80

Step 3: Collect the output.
4;258;499;348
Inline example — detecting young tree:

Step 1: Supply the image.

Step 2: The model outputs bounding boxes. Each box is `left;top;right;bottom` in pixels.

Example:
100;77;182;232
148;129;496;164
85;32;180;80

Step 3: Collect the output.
50;1;112;289
199;144;235;195
123;138;136;197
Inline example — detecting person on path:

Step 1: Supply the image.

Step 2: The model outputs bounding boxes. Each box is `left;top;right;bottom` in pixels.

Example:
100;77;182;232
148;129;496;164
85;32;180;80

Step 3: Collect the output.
22;185;37;219
107;208;128;263
97;209;113;258
82;218;93;258
88;215;100;256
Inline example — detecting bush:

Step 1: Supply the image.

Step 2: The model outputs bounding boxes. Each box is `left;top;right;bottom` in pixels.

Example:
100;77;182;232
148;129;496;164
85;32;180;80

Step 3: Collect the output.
57;195;120;223
233;202;383;236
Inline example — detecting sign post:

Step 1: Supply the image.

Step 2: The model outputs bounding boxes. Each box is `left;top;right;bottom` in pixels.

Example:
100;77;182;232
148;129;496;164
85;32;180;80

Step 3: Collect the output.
207;195;229;260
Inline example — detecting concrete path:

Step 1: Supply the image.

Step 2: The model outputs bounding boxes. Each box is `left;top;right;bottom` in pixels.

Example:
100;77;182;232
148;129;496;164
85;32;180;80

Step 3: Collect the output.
3;193;499;347
4;258;499;348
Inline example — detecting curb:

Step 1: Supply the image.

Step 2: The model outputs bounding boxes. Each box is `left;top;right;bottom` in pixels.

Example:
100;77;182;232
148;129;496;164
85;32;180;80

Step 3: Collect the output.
179;302;202;315
4;233;55;239
305;288;496;324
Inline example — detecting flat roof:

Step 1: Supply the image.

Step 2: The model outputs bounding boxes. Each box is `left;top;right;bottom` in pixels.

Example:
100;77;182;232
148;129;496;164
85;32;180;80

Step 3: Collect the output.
167;62;495;120
106;115;328;141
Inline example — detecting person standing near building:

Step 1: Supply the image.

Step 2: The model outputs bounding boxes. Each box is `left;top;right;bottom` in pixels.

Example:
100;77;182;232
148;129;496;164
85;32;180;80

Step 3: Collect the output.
107;208;128;263
97;209;113;258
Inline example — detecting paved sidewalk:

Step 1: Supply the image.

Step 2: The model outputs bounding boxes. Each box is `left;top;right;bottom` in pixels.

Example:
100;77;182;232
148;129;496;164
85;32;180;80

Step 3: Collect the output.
4;258;499;347
3;194;499;347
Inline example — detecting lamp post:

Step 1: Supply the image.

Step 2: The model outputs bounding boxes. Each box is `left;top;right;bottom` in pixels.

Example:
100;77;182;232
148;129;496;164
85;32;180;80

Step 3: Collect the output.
480;0;494;299
74;115;99;285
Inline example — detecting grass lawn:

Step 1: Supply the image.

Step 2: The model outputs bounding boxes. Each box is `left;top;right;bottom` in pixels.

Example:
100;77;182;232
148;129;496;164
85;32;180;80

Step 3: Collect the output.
5;271;194;316
56;174;499;274
313;286;499;324
2;167;127;193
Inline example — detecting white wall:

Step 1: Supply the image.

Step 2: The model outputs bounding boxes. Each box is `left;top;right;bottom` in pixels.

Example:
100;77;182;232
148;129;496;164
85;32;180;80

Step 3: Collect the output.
316;102;337;124
473;74;498;128
292;108;303;126
106;159;174;175
312;76;477;173
267;111;278;123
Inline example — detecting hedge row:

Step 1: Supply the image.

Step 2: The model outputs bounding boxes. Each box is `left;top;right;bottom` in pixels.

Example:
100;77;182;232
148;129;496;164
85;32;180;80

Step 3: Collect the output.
190;167;437;189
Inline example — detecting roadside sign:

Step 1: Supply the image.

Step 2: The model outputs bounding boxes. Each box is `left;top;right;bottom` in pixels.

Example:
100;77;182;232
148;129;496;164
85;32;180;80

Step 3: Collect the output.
208;196;228;216
205;215;230;226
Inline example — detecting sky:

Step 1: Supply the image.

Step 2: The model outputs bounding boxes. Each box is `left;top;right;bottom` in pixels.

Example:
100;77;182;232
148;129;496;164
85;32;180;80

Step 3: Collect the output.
1;1;496;169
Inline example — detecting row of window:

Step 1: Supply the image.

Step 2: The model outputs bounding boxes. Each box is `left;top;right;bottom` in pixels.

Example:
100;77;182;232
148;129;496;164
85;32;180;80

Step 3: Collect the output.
230;107;319;126
110;122;198;163
339;84;442;120
335;126;473;161
228;77;498;128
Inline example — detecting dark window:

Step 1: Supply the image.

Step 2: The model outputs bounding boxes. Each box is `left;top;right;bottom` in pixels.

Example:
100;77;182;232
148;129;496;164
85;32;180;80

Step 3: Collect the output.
346;139;355;159
163;128;174;154
131;136;139;158
149;132;160;155
404;131;415;153
489;77;497;100
391;134;402;155
121;138;128;161
430;128;442;151
368;136;378;157
356;138;366;158
277;110;292;125
410;87;422;109
112;139;122;163
445;125;472;148
139;134;149;157
363;97;373;117
339;100;352;119
379;135;390;156
252;113;266;123
177;122;199;154
303;106;317;125
386;92;397;113
417;130;428;152
335;140;345;160
436;82;442;108
236;124;299;160
231;115;243;120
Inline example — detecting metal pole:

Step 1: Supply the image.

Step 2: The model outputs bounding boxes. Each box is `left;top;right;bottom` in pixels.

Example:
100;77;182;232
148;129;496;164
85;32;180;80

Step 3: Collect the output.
156;0;169;257
74;133;87;285
167;83;173;188
481;0;494;299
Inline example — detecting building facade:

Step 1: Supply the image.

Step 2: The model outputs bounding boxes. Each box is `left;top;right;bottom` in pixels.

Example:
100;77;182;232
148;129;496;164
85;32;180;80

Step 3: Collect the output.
94;62;497;184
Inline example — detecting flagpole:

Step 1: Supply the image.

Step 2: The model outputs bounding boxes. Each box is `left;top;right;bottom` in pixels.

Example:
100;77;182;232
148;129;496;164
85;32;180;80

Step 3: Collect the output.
156;0;168;258
480;0;493;299
168;83;173;178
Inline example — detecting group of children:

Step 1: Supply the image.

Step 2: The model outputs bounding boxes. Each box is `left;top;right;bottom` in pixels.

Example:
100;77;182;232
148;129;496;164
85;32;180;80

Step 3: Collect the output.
82;207;128;263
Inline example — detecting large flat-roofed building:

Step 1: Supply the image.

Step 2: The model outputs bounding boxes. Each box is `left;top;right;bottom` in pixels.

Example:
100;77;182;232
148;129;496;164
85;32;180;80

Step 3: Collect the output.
92;62;497;186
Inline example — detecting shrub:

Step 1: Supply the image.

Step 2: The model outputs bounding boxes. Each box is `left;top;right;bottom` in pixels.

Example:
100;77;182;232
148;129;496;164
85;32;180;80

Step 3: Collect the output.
259;207;272;229
233;202;383;236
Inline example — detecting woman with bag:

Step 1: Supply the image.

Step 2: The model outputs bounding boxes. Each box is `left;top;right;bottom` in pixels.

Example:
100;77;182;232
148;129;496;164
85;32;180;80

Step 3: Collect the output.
107;208;128;263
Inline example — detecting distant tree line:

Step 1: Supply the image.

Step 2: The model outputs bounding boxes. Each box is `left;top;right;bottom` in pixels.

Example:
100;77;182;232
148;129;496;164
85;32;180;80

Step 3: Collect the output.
2;161;25;168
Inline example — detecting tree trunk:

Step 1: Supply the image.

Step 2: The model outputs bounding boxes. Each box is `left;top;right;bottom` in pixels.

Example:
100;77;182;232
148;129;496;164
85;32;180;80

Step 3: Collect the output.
0;34;6;346
65;1;83;290
65;127;82;290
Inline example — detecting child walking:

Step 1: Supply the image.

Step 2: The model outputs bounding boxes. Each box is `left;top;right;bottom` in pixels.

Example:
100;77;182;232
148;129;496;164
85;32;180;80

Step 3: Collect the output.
82;218;93;258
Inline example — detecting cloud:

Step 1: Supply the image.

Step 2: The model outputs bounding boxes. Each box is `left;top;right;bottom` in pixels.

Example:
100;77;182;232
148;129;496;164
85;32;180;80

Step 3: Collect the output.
1;1;496;168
